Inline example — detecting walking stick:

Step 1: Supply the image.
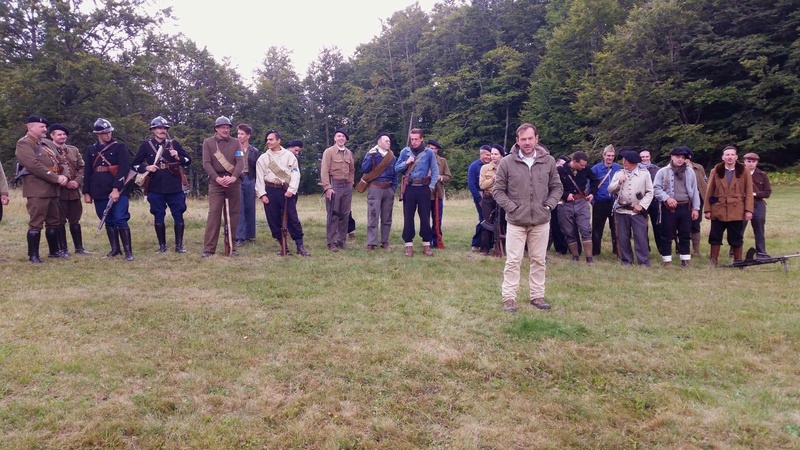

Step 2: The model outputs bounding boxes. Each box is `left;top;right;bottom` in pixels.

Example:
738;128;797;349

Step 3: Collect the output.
434;195;444;249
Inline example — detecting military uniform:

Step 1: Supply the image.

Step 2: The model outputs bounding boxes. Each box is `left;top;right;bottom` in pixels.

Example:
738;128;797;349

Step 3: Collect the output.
16;116;65;263
201;120;244;256
50;123;88;256
84;118;133;260
132;132;191;253
430;147;450;248
320;132;355;250
255;146;308;256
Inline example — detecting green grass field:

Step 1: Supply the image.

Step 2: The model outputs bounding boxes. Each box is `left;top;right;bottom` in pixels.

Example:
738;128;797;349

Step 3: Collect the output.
1;186;798;448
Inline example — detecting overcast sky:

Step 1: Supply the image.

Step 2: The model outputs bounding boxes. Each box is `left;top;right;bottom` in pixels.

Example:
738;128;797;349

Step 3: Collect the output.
156;0;440;83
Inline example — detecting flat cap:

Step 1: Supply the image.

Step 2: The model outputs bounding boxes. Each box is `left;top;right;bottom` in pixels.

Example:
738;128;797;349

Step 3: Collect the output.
670;146;692;156
743;152;759;161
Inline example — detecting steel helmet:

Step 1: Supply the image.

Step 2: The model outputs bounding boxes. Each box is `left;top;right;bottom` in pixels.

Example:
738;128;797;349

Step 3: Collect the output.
92;118;114;134
214;116;233;128
150;116;170;129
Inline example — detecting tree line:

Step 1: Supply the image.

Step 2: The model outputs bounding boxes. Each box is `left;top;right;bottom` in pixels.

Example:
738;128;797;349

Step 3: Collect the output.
2;0;797;195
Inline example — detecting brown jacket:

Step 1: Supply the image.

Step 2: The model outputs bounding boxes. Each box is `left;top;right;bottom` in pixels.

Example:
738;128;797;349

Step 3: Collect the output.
55;143;85;200
320;145;355;190
705;160;754;221
202;135;244;184
750;168;771;203
691;162;708;202
432;155;451;200
479;160;498;196
15;134;61;198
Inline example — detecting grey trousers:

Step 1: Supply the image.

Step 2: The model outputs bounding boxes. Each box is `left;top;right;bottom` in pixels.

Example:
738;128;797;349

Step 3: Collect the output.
615;212;650;266
366;185;394;246
326;180;353;246
744;200;767;255
557;199;591;244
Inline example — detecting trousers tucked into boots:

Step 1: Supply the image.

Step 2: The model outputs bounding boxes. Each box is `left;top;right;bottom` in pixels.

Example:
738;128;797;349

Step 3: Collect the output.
710;244;721;267
119;226;134;261
70;223;90;254
27;230;43;263
45;227;62;258
106;226;121;258
174;223;186;253
154;223;168;253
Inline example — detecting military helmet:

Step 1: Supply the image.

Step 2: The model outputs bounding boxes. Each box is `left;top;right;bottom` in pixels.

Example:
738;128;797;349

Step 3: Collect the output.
214;116;233;128
92;118;114;134
150;116;170;129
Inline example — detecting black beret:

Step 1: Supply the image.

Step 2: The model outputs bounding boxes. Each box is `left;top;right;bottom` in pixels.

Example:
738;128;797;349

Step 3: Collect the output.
492;144;505;154
427;139;442;149
670;146;692;156
48;123;70;135
619;150;641;164
334;128;349;140
26;115;48;125
376;132;391;141
285;140;303;148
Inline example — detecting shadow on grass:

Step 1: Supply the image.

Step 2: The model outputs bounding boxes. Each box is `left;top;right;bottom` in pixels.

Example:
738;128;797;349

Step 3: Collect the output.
504;317;589;342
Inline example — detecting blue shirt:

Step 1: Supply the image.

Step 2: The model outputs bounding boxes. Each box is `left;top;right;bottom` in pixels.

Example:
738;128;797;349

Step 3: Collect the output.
396;147;439;190
361;150;398;190
467;159;485;201
591;162;621;202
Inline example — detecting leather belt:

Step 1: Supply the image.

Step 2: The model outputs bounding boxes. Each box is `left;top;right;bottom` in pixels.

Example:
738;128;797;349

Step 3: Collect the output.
370;181;392;189
264;181;286;189
95;166;110;172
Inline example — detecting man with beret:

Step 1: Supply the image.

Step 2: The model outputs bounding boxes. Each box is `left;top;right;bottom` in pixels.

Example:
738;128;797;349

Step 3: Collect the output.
427;139;451;249
132;116;192;253
255;129;310;257
320;128;355;252
704;146;754;265
16;115;69;263
686;148;708;255
49;123;89;256
362;132;397;250
557;151;599;263
608;151;653;266
234;123;259;248
286;140;304;158
0;155;11;261
742;152;771;258
84;118;134;261
201;116;243;257
467;145;492;251
653;146;701;266
591;144;621;257
396;128;439;257
639;149;666;255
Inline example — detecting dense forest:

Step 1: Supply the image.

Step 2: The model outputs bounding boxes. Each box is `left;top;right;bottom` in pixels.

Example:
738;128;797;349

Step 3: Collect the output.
2;0;798;195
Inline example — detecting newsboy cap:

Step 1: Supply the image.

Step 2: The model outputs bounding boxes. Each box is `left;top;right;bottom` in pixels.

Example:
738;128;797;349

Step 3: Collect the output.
670;146;692;156
743;152;759;161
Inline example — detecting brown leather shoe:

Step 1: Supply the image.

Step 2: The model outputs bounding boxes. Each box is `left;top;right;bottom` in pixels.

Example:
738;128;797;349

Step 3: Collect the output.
422;245;433;257
530;298;551;310
328;244;339;252
404;246;413;257
365;244;375;250
503;299;518;312
381;242;392;251
201;251;213;258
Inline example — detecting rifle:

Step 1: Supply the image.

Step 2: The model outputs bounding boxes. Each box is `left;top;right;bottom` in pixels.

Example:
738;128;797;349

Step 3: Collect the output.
223;198;233;256
434;194;444;249
95;169;137;237
493;206;506;258
280;202;289;256
723;248;800;272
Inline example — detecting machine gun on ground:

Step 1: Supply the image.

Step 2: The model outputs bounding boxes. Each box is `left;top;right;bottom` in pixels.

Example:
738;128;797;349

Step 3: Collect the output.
723;247;800;272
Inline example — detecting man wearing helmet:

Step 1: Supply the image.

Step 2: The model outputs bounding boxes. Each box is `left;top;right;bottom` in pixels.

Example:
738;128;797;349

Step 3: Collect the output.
84;117;134;261
201;116;244;257
15;115;69;263
132;116;192;253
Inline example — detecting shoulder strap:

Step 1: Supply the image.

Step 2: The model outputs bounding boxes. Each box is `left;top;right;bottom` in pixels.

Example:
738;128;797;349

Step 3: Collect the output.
361;151;394;184
214;142;235;173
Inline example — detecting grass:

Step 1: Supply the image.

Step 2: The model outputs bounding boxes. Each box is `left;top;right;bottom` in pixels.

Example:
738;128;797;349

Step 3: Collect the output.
0;186;799;448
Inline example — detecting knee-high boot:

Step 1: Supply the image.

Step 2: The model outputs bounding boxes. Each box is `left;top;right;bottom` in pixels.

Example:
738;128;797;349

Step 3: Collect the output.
119;226;134;261
57;224;70;257
154;223;167;253
45;227;61;258
174;223;186;253
709;244;721;267
106;226;121;258
27;230;43;264
732;246;743;263
70;223;90;254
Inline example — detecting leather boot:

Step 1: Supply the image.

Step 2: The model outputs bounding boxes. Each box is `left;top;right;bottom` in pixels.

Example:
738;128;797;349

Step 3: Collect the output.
174;223;186;253
568;242;580;261
27;230;43;264
404;245;413;257
45;227;61;258
296;239;311;257
582;240;594;264
119;226;134;261
709;244;721;267
154;223;168;253
732;246;743;263
423;244;434;257
57;225;70;257
105;226;121;258
691;232;701;255
70;223;90;254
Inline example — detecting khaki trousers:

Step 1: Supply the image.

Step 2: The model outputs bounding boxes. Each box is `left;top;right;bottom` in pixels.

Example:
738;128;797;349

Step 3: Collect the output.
203;181;241;253
502;221;550;303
